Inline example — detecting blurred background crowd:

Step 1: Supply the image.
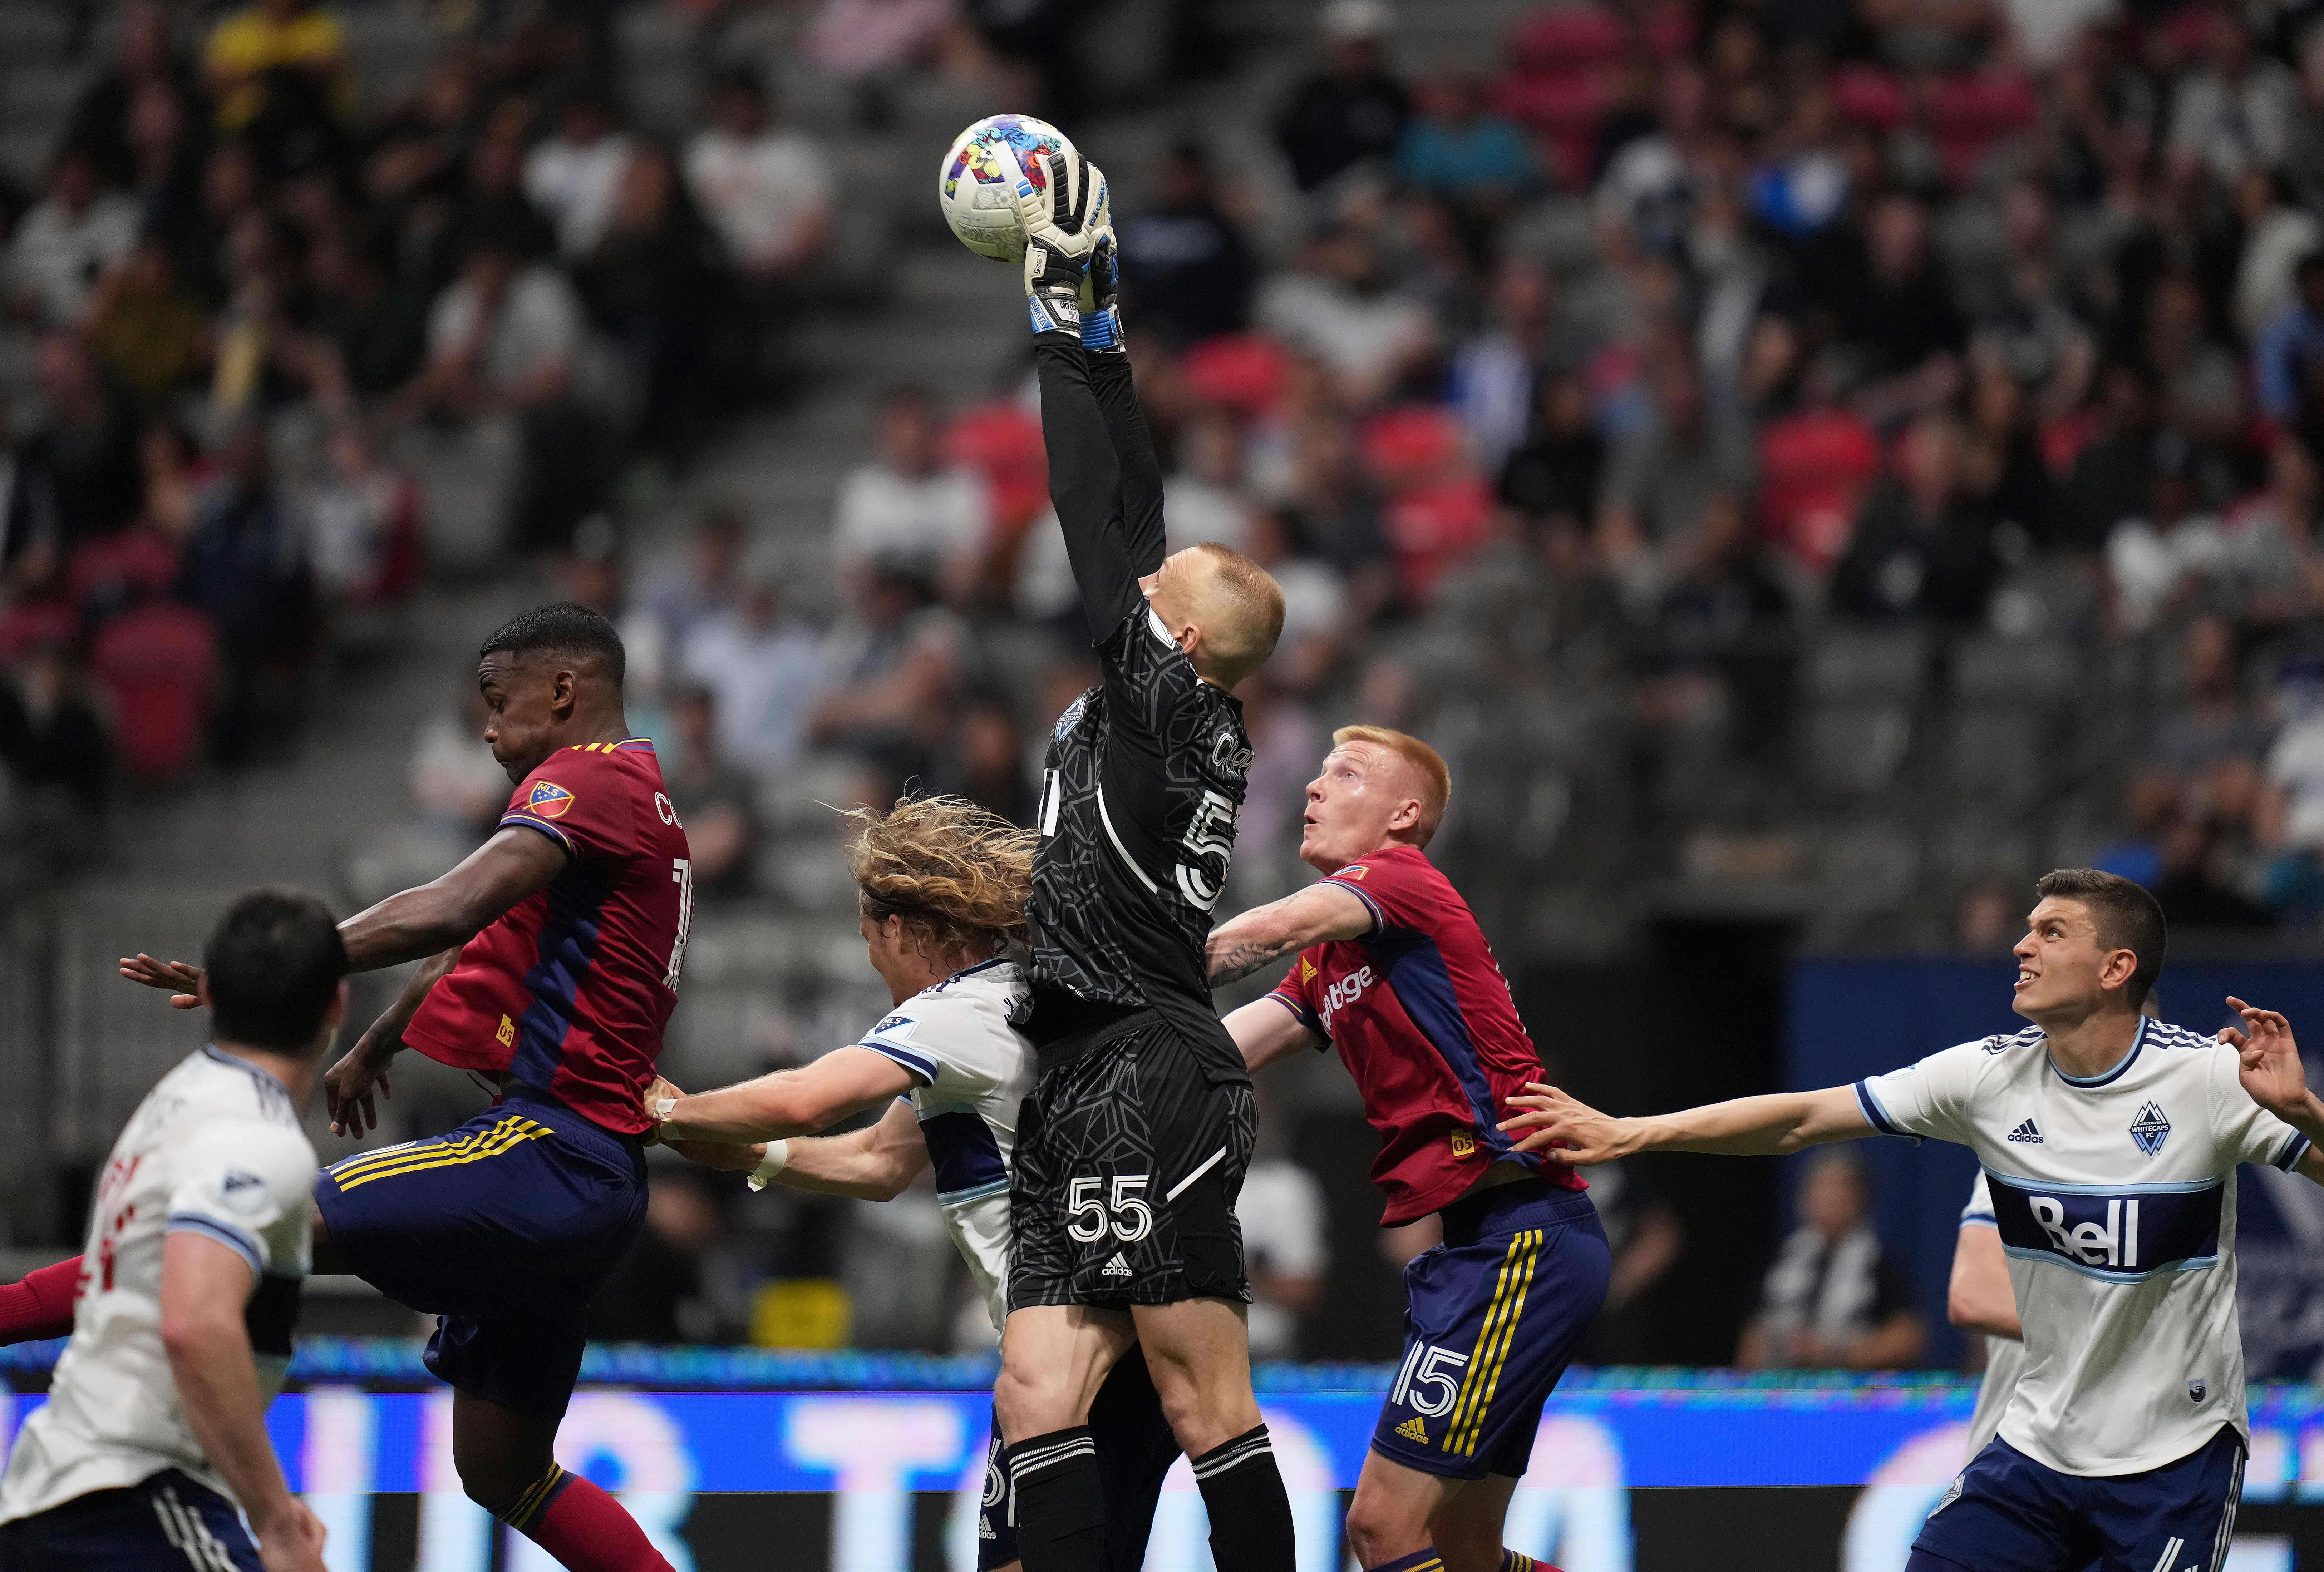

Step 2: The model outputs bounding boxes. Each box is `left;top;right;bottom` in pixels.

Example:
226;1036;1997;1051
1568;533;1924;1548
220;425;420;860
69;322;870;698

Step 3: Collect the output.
9;0;2324;1369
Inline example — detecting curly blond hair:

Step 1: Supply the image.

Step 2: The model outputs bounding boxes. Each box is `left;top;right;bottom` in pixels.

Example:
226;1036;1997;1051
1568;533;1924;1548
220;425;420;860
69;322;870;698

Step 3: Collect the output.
844;795;1037;956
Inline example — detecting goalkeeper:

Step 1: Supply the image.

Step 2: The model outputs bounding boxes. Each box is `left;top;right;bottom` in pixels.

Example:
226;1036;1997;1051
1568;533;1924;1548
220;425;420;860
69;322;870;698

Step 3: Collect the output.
994;145;1294;1572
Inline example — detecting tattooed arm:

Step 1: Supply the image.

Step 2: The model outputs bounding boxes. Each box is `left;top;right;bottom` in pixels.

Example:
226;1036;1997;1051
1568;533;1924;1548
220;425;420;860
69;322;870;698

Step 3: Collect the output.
1206;881;1377;986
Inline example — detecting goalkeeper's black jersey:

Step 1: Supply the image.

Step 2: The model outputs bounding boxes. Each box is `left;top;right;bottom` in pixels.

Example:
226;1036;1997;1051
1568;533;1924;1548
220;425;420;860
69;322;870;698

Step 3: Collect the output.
1031;604;1250;1040
1022;333;1251;1067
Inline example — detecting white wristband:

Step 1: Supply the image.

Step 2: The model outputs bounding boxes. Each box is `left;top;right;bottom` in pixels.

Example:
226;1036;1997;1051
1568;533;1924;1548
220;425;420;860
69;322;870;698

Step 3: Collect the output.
747;1140;790;1191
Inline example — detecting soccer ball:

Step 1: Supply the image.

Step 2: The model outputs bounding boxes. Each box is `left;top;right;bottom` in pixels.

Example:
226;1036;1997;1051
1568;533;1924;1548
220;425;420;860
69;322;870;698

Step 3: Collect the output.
938;114;1075;263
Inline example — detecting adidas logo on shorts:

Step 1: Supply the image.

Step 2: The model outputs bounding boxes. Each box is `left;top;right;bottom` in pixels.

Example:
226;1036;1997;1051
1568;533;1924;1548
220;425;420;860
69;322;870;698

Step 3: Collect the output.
1102;1253;1132;1279
1394;1417;1428;1443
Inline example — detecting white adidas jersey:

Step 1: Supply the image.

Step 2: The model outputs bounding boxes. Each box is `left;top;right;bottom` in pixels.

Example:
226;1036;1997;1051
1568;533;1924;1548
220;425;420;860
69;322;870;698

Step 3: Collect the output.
812;958;1034;1334
1858;1018;2312;1475
1960;1174;2025;1457
0;1047;316;1523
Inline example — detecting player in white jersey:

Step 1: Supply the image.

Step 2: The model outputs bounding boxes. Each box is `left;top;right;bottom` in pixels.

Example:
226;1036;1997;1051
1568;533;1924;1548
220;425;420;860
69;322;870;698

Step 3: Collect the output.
0;889;349;1572
645;797;1177;1572
1501;868;2324;1572
1950;1174;2025;1456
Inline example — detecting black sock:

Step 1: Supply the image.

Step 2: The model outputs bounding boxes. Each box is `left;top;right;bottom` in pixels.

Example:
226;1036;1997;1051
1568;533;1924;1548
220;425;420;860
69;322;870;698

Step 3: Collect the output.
1191;1424;1295;1572
1008;1426;1104;1571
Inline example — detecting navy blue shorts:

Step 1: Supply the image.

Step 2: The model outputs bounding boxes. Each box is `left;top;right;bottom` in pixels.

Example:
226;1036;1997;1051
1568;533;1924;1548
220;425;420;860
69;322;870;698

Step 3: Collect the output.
312;1083;646;1421
1370;1180;1610;1482
0;1469;261;1571
979;1345;1181;1571
1910;1425;2246;1572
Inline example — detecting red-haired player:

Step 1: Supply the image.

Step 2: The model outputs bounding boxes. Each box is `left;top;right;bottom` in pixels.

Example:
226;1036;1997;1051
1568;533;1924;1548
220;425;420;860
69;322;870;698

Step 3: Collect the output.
1207;726;1605;1572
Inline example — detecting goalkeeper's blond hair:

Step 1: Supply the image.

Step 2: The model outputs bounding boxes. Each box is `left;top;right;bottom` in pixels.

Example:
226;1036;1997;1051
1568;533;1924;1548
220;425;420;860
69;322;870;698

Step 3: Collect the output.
845;795;1037;956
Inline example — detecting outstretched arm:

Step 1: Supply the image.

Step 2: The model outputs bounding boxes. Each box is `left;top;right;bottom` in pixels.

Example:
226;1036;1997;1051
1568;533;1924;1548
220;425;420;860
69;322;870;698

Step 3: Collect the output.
1224;996;1323;1074
1208;882;1376;985
122;829;566;1006
669;1098;931;1200
1086;349;1163;582
1036;337;1143;636
649;1047;916;1144
1499;1082;1871;1164
2222;996;2324;1185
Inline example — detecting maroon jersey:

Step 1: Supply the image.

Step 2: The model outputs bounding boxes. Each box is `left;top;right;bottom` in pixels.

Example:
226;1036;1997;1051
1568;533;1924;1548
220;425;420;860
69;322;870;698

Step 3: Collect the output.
1267;844;1581;1225
403;738;693;1135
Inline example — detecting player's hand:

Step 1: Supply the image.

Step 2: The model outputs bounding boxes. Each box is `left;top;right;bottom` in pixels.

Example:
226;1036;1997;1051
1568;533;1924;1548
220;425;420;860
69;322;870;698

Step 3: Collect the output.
1017;148;1100;319
253;1497;328;1572
324;1032;397;1139
2224;996;2315;1122
1080;169;1117;316
669;1137;764;1173
118;954;202;1009
640;1074;685;1146
1498;1082;1632;1164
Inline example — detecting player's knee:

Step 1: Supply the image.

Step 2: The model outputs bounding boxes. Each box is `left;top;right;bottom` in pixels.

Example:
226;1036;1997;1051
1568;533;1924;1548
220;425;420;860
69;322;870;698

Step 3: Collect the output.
993;1359;1068;1440
455;1451;550;1514
1343;1486;1427;1566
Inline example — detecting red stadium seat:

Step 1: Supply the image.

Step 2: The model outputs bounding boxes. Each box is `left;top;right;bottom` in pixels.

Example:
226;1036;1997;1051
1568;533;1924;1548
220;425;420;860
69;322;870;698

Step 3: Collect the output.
942;401;1048;538
1759;409;1882;575
1832;63;1909;131
67;529;181;613
0;600;77;662
90;603;216;781
1926;72;2037;186
1361;406;1472;494
1181;333;1289;417
1385;478;1495;607
1512;5;1626;73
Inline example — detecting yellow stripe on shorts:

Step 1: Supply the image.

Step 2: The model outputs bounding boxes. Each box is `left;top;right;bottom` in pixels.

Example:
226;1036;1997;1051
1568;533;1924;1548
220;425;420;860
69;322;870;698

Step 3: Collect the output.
327;1116;553;1191
1452;1230;1544;1457
1441;1231;1530;1447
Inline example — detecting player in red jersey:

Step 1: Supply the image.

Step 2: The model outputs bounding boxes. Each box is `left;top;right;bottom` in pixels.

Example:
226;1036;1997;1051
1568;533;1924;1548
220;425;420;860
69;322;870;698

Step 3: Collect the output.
1205;725;1607;1572
102;603;689;1572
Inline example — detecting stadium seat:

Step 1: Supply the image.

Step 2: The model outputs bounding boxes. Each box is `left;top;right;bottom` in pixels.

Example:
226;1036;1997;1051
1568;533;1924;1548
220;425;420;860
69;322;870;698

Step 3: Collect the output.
89;603;217;782
67;530;181;617
1361;406;1472;495
0;601;77;663
1925;72;2038;187
1180;334;1289;417
1384;477;1495;607
1758;409;1883;575
941;401;1048;538
1512;5;1627;73
1831;64;1910;132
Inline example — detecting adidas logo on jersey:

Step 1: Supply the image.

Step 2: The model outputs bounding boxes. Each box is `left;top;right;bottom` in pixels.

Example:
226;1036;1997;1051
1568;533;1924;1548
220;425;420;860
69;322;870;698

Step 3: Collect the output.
1394;1417;1428;1443
2008;1119;2043;1143
1102;1253;1133;1279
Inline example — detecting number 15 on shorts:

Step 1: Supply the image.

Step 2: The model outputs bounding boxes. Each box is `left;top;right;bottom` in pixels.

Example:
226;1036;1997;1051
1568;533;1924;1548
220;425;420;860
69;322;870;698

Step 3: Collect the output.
1393;1342;1471;1418
1068;1175;1153;1242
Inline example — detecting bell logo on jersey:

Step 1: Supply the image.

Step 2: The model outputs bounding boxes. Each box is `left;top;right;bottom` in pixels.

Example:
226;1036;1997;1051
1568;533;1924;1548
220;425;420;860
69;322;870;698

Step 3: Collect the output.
522;781;575;819
1986;1172;2224;1281
2130;1102;2172;1157
1319;964;1377;1031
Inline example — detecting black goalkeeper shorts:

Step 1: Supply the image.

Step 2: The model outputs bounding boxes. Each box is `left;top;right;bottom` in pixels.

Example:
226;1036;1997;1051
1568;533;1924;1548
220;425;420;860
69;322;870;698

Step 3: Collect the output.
1009;1012;1254;1310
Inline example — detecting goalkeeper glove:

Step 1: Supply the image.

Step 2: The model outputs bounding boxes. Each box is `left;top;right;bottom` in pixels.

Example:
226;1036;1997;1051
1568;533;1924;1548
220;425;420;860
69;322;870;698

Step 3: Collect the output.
1080;174;1125;352
1018;147;1101;337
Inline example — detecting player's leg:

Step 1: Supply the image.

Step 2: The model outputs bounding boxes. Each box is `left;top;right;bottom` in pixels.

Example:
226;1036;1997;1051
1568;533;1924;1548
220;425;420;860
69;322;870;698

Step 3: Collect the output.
1089;1344;1184;1572
974;1417;1023;1572
450;1385;676;1572
0;1470;268;1571
2078;1424;2243;1572
1906;1435;2096;1572
1359;1182;1610;1572
1121;1033;1291;1572
993;1303;1138;1571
